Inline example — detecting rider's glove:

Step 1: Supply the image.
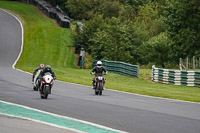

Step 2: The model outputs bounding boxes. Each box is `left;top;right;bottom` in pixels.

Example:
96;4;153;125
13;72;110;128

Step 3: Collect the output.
90;72;93;75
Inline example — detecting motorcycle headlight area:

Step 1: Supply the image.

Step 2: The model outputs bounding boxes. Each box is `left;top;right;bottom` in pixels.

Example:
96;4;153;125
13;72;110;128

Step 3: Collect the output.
44;76;53;83
97;76;103;80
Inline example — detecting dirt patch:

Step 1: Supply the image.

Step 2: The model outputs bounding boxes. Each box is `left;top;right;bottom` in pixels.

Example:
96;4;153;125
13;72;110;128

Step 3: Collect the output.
144;77;154;82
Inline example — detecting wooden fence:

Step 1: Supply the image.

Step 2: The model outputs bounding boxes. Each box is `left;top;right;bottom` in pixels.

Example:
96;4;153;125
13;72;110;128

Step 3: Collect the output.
179;56;200;70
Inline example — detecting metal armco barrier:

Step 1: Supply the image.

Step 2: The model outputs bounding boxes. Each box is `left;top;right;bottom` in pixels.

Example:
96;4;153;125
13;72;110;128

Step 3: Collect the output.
152;65;199;87
16;0;72;28
93;60;139;78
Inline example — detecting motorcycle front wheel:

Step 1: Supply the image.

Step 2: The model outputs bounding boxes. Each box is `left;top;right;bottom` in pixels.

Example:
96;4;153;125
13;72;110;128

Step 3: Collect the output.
95;90;99;95
99;83;103;95
41;86;50;99
44;86;50;99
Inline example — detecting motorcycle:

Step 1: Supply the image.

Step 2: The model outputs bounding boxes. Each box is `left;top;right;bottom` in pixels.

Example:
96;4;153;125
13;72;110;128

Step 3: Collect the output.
40;72;54;99
91;74;106;95
33;70;41;91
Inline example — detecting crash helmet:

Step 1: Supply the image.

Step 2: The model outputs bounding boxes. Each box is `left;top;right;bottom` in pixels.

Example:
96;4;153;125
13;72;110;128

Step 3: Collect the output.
45;65;51;71
97;61;102;68
40;64;44;69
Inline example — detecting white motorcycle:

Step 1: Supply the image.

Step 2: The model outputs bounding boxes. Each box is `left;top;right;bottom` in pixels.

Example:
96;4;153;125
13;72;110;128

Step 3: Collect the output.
40;72;54;99
33;70;41;91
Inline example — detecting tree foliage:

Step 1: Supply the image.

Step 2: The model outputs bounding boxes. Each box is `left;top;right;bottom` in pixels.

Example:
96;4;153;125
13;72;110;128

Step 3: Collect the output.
45;0;68;13
163;0;200;61
66;0;124;20
51;0;200;68
139;33;172;67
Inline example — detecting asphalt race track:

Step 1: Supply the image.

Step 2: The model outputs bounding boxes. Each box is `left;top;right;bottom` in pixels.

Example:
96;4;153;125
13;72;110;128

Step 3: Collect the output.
0;114;77;133
1;9;200;133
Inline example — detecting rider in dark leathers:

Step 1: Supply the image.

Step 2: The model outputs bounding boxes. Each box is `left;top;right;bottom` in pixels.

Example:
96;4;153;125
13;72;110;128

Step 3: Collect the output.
90;61;108;89
39;65;56;94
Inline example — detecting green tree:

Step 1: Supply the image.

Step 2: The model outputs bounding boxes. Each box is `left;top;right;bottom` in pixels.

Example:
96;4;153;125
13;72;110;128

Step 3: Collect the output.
163;0;200;61
75;15;106;53
134;2;166;38
139;33;172;67
125;0;151;7
66;0;126;20
87;17;146;64
66;0;95;20
45;0;68;13
97;1;124;18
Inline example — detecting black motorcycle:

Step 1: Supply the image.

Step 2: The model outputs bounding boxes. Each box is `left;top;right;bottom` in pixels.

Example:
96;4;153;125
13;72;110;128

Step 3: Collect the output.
92;74;106;95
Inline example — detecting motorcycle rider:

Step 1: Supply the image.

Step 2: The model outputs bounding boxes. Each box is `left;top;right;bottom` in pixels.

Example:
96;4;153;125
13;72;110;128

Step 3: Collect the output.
39;65;56;94
90;61;108;89
32;64;44;84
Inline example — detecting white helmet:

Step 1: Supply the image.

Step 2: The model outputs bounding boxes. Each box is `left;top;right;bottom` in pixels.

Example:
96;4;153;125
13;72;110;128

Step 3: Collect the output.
97;61;102;68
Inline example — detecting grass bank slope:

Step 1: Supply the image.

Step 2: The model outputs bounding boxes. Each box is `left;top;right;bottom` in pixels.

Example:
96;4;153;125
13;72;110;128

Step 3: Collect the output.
0;1;75;69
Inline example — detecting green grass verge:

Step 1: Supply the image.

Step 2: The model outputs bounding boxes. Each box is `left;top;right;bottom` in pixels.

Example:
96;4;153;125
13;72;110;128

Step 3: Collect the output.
1;1;200;103
0;1;75;69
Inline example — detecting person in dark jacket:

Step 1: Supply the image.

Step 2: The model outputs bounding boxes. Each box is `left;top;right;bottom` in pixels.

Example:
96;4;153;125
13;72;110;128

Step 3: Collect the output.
90;61;108;89
39;65;56;94
40;65;56;79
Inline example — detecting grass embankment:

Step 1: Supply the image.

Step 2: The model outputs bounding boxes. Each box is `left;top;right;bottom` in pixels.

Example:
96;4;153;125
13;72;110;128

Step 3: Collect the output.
1;1;200;102
0;1;75;69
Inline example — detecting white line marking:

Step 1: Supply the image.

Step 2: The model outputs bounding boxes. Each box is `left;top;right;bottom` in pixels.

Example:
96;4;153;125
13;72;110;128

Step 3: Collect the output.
107;89;200;104
0;113;85;133
0;9;23;70
0;100;128;133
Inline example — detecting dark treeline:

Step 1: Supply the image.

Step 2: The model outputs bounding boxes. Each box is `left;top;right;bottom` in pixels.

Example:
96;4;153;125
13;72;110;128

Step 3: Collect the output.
46;0;200;68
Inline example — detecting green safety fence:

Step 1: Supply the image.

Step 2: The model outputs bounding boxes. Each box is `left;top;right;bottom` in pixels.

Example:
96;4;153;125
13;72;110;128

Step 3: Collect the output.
93;60;139;78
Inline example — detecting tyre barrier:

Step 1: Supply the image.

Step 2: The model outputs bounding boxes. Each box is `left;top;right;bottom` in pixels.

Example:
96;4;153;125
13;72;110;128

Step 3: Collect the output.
151;65;200;87
16;0;72;28
93;60;139;78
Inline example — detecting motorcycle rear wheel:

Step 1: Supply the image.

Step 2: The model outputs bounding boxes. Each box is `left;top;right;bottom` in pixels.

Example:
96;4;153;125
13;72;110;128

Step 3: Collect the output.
33;86;37;91
99;83;103;95
41;95;44;99
95;91;99;95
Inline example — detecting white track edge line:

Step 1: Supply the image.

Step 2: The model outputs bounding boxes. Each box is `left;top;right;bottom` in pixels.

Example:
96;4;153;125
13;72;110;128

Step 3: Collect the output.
0;100;128;133
0;113;85;133
0;9;23;70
